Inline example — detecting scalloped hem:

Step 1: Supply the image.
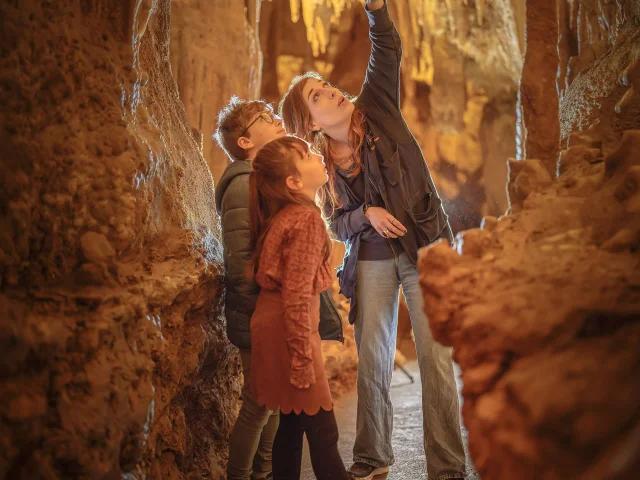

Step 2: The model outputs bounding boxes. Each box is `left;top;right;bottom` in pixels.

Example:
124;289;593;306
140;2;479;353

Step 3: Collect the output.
255;395;334;416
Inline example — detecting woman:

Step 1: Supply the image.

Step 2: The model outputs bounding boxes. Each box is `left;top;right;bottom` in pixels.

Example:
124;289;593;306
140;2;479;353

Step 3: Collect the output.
248;136;349;480
278;1;467;479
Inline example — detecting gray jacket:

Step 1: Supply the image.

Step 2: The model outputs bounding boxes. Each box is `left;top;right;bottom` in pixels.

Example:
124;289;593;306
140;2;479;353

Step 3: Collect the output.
216;160;343;350
324;2;453;325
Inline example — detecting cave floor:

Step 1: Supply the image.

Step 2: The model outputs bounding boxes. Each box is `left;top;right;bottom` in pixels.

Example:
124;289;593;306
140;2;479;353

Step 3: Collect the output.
301;361;479;480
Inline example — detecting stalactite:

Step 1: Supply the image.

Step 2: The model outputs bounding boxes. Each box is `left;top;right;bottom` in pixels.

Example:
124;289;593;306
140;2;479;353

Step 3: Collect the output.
294;0;522;86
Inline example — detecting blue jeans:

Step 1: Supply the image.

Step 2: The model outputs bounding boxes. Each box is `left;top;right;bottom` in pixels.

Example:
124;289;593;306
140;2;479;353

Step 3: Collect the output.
353;253;466;480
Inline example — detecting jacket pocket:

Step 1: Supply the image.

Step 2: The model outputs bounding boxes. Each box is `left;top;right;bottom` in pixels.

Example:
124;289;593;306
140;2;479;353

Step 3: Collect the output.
380;147;401;186
412;193;447;243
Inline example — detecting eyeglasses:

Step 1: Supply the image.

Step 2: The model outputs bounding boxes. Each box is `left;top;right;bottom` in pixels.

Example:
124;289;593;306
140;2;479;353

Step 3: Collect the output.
240;112;276;137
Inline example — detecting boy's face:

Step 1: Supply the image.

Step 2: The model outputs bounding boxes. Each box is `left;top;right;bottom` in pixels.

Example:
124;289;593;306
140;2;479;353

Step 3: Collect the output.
239;110;286;155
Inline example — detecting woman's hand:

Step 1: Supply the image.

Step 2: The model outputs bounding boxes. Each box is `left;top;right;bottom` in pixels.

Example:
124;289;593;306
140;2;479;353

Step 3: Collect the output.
365;206;407;238
365;0;385;11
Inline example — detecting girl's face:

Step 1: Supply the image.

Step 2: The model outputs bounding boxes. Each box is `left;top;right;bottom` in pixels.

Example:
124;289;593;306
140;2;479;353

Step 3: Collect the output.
302;78;354;132
291;147;328;198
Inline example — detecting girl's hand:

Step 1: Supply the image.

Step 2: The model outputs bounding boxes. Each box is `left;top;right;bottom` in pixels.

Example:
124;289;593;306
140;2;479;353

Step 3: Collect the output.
290;366;315;389
365;206;407;238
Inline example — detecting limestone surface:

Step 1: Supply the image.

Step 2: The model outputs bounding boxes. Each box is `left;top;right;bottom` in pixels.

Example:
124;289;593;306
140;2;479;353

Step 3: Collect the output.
0;1;239;478
419;2;640;477
170;0;263;183
420;131;640;480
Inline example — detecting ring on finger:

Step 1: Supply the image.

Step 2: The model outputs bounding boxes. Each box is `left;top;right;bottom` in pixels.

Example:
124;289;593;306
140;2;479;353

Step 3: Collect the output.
391;219;396;226
382;229;389;237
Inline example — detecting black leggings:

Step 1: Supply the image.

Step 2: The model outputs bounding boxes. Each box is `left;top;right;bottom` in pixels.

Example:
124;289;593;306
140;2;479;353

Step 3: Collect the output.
272;408;349;480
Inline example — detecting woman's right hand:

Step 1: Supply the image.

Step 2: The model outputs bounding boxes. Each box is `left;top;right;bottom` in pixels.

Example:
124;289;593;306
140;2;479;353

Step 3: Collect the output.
365;206;407;238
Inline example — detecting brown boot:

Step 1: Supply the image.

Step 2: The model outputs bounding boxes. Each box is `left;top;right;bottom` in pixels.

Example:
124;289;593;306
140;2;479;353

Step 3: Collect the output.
348;462;389;480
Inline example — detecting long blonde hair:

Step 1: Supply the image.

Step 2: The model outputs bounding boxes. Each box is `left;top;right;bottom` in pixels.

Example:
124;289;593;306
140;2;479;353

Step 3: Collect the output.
248;136;332;276
279;72;366;213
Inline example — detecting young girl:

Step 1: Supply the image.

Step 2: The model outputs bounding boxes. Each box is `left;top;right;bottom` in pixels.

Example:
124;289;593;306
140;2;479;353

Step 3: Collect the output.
248;136;349;480
278;1;467;480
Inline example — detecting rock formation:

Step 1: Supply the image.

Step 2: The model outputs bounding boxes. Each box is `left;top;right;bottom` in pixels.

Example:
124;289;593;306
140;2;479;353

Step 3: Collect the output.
0;1;240;478
169;0;263;183
419;1;640;478
3;0;638;478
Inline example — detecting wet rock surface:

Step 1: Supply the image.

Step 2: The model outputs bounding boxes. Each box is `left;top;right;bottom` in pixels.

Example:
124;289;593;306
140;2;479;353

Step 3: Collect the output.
421;133;640;479
169;0;262;183
0;1;238;478
418;1;640;476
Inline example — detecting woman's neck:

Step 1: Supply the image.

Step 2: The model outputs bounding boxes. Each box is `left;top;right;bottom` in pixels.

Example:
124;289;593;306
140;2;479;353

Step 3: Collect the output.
329;137;355;170
322;115;352;146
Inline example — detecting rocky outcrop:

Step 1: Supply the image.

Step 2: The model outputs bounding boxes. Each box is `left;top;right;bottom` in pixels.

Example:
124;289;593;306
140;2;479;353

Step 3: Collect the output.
421;131;640;479
519;0;560;171
558;1;640;155
0;1;238;478
418;1;640;478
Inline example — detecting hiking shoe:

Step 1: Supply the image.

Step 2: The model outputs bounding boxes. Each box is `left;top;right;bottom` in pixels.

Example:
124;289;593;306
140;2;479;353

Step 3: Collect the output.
348;462;389;480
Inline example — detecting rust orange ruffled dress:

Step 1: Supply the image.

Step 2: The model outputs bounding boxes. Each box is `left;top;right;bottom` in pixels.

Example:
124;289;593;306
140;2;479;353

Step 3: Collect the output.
250;204;334;415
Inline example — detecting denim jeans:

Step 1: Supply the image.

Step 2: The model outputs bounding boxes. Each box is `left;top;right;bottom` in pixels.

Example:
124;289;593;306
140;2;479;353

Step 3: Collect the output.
353;253;467;480
227;350;280;480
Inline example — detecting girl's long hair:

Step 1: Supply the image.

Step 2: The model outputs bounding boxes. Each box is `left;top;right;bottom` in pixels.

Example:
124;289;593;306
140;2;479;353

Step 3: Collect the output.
248;136;332;276
278;72;366;216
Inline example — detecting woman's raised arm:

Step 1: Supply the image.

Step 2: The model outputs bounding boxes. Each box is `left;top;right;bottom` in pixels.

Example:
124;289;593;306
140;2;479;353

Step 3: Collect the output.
361;1;403;112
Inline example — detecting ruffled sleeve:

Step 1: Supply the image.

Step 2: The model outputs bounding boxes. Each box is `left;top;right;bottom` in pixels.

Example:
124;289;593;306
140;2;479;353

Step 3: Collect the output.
281;209;329;388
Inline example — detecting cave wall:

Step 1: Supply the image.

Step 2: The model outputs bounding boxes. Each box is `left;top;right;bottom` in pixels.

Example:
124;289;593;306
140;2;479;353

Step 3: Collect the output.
519;0;561;170
169;0;262;183
3;0;637;478
260;0;526;233
0;1;239;478
419;1;640;478
557;0;640;154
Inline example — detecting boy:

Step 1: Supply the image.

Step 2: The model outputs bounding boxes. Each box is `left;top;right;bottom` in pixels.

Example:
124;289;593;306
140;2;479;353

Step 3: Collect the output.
214;96;285;480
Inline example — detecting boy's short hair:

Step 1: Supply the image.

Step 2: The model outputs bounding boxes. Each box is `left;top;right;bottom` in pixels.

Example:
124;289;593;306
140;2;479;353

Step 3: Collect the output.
214;96;273;162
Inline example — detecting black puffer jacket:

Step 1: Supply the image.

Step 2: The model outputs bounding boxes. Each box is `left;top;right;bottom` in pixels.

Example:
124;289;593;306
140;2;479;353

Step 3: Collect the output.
215;160;257;350
216;160;343;350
